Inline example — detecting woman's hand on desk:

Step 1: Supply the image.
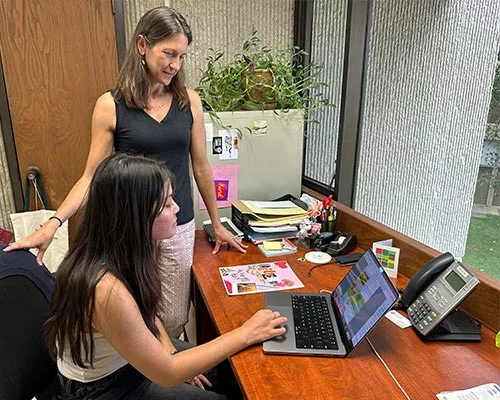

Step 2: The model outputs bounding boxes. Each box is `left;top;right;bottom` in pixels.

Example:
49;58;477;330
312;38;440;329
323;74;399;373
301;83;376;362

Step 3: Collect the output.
239;309;288;345
212;225;248;254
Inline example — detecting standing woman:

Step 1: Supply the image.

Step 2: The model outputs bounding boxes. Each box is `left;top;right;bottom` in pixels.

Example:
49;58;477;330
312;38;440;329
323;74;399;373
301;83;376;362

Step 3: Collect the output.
4;6;246;337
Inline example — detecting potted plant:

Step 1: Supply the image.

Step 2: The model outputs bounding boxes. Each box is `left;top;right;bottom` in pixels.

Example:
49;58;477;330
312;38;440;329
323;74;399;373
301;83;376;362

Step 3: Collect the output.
196;30;332;128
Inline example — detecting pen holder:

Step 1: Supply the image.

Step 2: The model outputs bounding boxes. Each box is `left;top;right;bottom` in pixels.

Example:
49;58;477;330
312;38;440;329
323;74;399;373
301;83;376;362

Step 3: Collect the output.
321;207;336;233
321;220;328;233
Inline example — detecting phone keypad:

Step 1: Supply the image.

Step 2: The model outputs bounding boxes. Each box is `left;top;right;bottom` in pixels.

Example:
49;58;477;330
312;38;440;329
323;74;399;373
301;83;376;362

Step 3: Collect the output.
407;295;438;332
428;285;449;309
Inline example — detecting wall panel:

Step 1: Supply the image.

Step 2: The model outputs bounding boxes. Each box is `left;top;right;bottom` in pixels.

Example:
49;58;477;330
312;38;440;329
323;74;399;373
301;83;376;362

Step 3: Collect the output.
123;0;170;44
355;0;500;257
124;0;294;89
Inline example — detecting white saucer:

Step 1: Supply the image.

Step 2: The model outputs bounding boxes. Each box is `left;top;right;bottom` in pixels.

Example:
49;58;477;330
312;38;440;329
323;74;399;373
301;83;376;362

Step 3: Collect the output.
304;251;332;264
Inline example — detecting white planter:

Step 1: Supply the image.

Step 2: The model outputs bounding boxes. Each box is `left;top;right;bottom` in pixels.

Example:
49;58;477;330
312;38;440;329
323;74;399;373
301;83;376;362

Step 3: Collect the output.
192;109;304;227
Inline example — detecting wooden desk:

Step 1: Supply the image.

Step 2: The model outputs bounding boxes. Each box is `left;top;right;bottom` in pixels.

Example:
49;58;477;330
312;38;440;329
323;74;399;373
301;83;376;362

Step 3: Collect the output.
193;230;500;399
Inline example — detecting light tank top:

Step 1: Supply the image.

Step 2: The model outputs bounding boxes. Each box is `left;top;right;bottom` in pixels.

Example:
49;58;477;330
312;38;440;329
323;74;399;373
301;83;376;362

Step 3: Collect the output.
57;331;128;382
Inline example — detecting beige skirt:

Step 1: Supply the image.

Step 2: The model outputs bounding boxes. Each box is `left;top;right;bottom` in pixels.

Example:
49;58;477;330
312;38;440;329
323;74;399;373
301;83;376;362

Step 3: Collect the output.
157;219;195;338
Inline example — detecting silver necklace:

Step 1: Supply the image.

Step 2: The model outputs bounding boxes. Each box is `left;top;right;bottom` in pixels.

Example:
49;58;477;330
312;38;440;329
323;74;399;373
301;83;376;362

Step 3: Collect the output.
149;103;165;112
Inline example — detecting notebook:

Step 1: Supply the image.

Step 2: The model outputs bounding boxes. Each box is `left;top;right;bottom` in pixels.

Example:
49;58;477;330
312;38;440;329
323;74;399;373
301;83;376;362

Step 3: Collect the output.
263;248;399;357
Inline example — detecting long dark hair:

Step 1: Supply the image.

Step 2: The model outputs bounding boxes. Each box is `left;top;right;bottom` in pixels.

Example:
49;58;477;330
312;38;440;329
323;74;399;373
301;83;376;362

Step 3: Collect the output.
45;154;174;367
111;6;193;110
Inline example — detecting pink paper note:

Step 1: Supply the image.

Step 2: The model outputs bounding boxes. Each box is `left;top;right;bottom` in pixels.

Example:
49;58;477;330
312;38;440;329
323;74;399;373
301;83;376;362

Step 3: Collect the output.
199;164;239;210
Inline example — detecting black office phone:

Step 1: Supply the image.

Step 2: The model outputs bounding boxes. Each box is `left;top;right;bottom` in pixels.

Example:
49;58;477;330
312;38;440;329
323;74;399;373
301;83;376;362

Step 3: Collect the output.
400;252;480;341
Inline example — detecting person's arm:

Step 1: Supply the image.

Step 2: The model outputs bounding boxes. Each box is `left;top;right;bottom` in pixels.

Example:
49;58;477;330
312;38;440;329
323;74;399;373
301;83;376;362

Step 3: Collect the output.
4;92;116;263
187;89;247;254
153;318;212;390
93;273;286;388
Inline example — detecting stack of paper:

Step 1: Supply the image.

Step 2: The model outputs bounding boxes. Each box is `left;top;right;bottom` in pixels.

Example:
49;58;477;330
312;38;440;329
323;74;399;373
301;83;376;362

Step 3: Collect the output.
242;200;308;217
231;199;308;243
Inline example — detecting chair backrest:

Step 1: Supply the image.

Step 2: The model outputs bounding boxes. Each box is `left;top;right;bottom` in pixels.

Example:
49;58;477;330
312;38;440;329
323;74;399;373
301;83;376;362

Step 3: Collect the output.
0;245;58;400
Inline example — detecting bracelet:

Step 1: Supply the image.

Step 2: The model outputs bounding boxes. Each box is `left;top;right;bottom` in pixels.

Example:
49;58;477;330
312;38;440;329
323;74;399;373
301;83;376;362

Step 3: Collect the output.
48;216;63;227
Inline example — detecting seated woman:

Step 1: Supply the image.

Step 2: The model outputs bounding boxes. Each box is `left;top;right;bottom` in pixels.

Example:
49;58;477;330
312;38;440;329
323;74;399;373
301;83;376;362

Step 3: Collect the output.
45;154;287;399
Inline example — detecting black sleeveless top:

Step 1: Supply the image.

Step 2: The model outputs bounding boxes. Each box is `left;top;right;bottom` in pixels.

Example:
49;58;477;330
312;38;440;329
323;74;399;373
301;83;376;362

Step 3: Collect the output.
114;98;194;224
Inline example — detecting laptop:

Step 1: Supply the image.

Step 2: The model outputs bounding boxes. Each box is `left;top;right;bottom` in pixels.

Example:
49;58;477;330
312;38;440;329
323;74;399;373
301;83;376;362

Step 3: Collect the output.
263;248;399;357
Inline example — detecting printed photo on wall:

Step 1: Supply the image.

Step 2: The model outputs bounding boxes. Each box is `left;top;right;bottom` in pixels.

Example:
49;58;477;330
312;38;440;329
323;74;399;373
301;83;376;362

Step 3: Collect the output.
251;120;268;135
198;164;239;210
219;129;239;160
372;243;400;278
212;136;223;155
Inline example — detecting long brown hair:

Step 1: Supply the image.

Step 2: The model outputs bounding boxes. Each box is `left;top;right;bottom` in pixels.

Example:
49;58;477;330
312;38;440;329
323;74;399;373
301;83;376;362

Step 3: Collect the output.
111;6;193;110
45;154;174;368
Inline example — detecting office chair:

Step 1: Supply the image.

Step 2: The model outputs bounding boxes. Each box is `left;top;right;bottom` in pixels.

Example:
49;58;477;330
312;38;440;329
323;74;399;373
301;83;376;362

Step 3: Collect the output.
0;245;60;400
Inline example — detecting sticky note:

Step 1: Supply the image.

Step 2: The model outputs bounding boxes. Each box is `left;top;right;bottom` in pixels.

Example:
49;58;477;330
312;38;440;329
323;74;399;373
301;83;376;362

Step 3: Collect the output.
263;241;282;251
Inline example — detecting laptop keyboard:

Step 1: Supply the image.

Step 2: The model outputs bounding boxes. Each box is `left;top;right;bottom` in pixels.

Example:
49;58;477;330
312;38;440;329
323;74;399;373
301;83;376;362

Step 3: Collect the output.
291;295;338;350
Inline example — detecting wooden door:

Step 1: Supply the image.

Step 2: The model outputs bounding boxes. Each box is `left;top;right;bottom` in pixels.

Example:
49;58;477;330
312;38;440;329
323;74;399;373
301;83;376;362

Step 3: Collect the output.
0;0;118;220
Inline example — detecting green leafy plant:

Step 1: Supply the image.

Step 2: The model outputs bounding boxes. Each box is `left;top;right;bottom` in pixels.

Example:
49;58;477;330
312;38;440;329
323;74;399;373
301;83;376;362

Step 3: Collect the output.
196;30;333;125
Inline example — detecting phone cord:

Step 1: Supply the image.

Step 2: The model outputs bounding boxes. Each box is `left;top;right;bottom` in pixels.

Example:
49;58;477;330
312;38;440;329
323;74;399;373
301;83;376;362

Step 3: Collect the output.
307;263;333;277
307;258;353;277
366;337;411;400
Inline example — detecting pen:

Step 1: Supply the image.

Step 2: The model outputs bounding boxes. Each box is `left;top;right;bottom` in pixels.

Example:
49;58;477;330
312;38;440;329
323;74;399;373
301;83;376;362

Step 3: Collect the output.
321;209;328;232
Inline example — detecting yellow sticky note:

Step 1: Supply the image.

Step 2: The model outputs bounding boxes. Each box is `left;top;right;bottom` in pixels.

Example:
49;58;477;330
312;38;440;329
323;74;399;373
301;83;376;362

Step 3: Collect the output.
263;241;282;251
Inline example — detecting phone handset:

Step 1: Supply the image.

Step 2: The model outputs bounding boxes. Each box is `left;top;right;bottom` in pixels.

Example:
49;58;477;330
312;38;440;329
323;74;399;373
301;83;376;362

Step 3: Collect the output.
400;252;455;309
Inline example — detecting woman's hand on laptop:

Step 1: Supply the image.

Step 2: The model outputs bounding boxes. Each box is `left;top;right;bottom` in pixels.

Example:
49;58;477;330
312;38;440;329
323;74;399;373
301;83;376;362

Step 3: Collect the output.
239;309;287;345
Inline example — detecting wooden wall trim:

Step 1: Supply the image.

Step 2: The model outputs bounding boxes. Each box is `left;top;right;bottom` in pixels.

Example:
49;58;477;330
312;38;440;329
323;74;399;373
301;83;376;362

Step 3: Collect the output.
303;187;500;331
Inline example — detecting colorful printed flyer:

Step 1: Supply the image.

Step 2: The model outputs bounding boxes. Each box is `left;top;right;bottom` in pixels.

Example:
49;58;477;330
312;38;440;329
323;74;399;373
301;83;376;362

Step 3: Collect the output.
372;243;400;278
198;164;239;210
219;261;304;296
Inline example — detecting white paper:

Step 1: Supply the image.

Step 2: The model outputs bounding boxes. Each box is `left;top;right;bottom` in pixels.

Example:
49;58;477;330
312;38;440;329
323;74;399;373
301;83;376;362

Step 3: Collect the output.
385;310;412;329
250;201;297;208
205;123;213;142
251;225;298;233
374;238;393;247
436;383;500;400
219;129;238;160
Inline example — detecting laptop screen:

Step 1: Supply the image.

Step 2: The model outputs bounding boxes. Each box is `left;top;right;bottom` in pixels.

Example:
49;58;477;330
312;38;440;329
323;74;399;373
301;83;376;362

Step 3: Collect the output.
332;249;399;348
